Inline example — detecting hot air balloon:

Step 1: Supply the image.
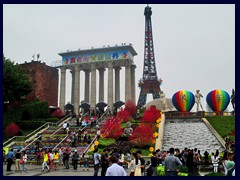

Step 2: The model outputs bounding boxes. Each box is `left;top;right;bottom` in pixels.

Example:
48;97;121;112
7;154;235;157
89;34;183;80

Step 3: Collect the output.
206;89;230;112
172;90;195;112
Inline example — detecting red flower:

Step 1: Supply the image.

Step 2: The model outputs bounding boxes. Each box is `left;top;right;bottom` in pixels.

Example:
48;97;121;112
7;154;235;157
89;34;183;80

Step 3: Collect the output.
141;105;161;123
5;123;20;137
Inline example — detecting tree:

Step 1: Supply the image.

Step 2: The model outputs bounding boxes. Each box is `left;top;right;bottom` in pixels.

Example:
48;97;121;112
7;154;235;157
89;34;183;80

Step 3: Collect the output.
124;100;137;117
141;105;161;123
3;56;32;103
129;123;153;148
5;123;20;137
117;109;131;122
100;116;123;140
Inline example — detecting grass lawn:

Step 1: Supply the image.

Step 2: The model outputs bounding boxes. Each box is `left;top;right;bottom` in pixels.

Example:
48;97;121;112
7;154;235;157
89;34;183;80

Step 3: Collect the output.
206;116;235;142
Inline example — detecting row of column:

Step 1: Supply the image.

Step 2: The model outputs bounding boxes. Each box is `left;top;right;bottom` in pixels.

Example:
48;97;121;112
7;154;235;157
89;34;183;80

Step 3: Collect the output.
59;62;136;114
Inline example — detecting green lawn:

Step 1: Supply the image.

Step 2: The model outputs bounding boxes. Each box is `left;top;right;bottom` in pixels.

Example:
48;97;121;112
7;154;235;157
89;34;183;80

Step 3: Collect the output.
206;116;235;142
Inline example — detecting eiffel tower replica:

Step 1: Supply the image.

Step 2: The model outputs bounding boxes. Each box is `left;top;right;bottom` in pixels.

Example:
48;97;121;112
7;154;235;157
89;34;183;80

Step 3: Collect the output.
137;5;162;108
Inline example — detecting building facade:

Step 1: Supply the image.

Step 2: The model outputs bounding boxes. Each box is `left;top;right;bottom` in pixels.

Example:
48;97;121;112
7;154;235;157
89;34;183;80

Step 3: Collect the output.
19;60;59;107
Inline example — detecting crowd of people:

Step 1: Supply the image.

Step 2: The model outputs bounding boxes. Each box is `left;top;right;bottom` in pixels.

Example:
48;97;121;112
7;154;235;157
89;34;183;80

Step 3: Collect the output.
4;144;235;176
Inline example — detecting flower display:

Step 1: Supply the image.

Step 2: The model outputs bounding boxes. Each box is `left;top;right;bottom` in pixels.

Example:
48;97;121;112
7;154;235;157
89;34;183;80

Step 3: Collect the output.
156;124;159;128
148;153;153;157
153;132;158;138
151;139;156;144
149;147;154;152
94;141;99;146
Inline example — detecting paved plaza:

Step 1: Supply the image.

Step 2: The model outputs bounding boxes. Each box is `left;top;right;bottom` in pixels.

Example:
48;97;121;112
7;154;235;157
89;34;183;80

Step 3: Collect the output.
3;163;131;176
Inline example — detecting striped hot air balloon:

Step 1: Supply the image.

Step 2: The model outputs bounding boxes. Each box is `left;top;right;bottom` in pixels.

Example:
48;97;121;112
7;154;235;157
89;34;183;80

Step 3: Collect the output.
206;89;230;112
172;90;195;112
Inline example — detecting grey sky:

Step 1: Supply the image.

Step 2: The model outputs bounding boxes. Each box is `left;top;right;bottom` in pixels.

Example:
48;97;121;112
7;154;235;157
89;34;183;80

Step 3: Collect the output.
3;4;235;111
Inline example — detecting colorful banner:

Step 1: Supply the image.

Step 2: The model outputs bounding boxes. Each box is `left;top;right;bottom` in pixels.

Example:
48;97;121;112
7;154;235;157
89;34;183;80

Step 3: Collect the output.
62;50;129;65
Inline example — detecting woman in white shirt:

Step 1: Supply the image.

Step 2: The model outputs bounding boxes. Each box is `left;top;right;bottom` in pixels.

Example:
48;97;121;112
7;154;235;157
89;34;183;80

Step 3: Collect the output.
128;152;141;176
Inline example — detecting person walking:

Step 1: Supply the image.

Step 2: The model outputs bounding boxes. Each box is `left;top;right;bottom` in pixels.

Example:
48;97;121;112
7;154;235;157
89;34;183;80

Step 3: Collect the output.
211;152;219;173
127;152;141;176
72;150;79;170
41;150;50;172
164;147;183;176
136;150;145;176
101;149;109;176
93;148;101;176
53;150;59;171
21;151;28;173
82;153;89;171
63;149;70;169
106;156;127;176
150;151;158;176
6;148;14;171
15;149;21;172
49;149;54;171
36;150;42;165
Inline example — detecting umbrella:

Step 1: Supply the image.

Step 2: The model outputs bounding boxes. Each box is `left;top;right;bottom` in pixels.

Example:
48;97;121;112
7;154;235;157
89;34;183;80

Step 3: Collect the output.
114;100;125;109
80;102;90;109
64;103;74;111
96;101;108;108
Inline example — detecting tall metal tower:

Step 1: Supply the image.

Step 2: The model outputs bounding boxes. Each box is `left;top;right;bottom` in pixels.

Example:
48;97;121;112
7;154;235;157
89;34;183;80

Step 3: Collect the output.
137;5;162;108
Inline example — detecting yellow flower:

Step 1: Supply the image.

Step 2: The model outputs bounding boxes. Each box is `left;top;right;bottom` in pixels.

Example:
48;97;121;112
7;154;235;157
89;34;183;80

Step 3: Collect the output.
94;141;99;146
151;139;156;144
148;153;153;157
153;132;158;138
156;118;162;123
90;145;95;151
213;112;216;116
149;147;154;152
100;134;104;138
204;112;208;116
156;124;159;128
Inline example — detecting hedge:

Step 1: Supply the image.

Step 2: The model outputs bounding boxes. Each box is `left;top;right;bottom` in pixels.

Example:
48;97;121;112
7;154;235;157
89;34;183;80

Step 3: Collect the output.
16;118;58;130
21;101;49;120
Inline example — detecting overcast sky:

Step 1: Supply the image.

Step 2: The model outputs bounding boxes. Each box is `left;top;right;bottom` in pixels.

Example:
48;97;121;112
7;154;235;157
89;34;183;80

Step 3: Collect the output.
3;4;235;111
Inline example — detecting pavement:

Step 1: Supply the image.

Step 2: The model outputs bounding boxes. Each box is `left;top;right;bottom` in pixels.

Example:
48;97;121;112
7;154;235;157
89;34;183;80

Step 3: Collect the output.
3;163;131;176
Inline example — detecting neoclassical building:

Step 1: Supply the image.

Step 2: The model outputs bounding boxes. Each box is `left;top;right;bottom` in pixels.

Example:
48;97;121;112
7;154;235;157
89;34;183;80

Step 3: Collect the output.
53;44;137;114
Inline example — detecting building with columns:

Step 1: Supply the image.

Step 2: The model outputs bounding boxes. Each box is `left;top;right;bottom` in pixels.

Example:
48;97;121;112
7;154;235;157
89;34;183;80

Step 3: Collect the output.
53;44;137;115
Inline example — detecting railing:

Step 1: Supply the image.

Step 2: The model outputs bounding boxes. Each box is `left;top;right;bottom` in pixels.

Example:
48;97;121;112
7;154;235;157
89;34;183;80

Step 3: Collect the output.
22;135;41;152
82;135;98;155
3;113;71;148
52;134;69;151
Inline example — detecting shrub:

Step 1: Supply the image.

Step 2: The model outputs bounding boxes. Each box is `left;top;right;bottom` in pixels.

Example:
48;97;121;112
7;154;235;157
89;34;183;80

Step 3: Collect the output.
5;123;20;137
141;105;161;123
129;123;153;148
21;101;48;120
117;109;131;122
16;120;46;130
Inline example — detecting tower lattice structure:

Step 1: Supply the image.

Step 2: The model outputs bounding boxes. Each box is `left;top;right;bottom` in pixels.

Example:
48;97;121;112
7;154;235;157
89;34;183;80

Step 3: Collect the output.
137;5;162;108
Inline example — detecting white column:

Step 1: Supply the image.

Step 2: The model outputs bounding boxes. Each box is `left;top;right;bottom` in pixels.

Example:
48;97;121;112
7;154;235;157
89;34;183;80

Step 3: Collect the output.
115;67;121;102
108;62;113;113
74;66;80;115
131;64;136;104
70;70;75;104
90;64;96;111
59;67;66;111
99;68;105;102
84;70;90;103
125;62;132;102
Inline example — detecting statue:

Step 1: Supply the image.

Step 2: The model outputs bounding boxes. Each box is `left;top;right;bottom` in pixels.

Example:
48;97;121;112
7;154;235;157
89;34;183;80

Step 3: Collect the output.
160;91;167;110
195;90;203;111
123;122;133;137
231;89;235;111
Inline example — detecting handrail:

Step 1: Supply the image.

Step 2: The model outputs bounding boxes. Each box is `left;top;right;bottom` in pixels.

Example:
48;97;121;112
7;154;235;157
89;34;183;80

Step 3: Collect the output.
22;135;41;152
52;134;69;151
56;113;72;126
3;113;71;148
83;135;98;155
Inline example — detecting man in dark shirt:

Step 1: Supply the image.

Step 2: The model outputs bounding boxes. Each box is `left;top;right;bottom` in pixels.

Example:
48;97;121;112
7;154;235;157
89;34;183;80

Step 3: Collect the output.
72;150;79;170
6;149;14;171
63;149;70;169
136;150;145;176
150;151;158;176
101;149;109;176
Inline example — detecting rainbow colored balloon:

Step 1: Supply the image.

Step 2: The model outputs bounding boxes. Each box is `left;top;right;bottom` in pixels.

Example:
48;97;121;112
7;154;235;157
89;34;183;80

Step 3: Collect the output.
206;89;230;112
172;90;195;112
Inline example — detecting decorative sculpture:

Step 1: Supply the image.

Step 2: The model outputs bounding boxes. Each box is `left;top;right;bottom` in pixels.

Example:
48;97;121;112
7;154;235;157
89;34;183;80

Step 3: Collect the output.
123;122;133;137
160;91;167;110
195;90;204;111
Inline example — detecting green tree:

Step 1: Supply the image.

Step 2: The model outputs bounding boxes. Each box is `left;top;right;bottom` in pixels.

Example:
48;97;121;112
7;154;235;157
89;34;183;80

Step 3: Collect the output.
3;56;32;103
